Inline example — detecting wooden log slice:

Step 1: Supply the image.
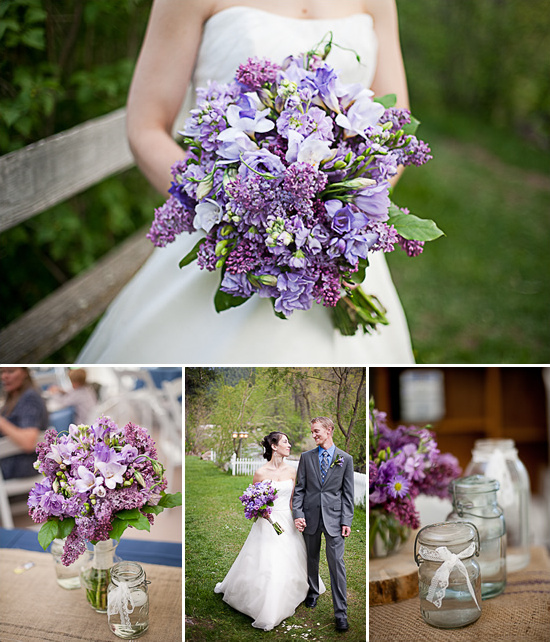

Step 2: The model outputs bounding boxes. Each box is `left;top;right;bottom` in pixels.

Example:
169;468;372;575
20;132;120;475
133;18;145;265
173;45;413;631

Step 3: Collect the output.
369;535;419;605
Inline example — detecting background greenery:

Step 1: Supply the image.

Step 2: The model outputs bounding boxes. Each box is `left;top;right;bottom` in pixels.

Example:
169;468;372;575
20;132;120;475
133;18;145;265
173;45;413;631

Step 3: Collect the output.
185;367;367;472
1;0;549;362
185;457;367;641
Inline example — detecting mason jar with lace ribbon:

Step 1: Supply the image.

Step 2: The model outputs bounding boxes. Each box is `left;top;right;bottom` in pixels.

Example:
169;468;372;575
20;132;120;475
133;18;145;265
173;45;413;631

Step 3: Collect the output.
447;475;506;598
414;521;482;629
465;438;530;571
107;561;150;639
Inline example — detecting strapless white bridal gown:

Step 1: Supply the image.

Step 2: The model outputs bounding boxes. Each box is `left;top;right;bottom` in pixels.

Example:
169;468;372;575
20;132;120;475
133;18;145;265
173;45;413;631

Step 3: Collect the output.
78;7;414;364
214;479;325;630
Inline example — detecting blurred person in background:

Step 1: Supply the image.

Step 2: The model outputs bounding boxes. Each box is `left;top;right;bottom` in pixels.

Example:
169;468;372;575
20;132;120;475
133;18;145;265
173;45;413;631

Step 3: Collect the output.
0;367;49;479
48;368;98;425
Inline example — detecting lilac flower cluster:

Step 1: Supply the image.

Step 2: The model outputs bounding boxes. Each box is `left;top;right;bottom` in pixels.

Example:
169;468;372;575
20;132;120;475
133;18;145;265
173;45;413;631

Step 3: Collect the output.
148;45;441;335
28;417;170;566
239;480;278;521
369;407;461;529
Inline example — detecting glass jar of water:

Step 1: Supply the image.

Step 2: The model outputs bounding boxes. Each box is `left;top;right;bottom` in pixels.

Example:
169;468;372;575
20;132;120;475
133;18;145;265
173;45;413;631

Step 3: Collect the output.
447;475;506;598
50;538;81;589
414;521;482;628
465;438;530;571
107;561;149;639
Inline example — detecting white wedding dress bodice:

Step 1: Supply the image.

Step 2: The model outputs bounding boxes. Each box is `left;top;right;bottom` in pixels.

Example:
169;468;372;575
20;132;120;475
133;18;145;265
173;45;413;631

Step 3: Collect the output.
78;7;414;364
214;478;325;630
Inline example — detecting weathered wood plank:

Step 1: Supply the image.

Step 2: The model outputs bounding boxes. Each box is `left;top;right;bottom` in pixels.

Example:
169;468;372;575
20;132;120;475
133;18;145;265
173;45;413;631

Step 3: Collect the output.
0;108;134;232
0;227;154;363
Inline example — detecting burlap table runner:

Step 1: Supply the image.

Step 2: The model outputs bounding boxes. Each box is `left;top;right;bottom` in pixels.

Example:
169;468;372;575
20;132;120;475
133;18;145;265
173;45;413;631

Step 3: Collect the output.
369;546;550;642
0;548;182;641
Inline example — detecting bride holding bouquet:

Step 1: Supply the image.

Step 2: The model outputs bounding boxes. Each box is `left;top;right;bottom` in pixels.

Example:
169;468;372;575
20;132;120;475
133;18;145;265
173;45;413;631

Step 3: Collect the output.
78;0;420;364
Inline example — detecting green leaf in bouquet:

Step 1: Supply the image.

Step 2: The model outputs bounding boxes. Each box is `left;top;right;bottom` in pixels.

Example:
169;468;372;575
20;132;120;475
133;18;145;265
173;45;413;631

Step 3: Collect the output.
388;204;444;241
57;517;75;540
125;512;151;532
109;517;129;542
142;504;164;515
38;519;59;551
402;114;420;136
179;237;205;268
373;93;397;108
348;258;369;284
214;286;249;313
115;508;142;521
158;491;183;508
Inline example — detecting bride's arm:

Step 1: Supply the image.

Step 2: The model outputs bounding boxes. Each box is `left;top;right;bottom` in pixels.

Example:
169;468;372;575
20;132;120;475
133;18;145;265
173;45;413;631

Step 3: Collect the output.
126;0;214;195
365;0;410;187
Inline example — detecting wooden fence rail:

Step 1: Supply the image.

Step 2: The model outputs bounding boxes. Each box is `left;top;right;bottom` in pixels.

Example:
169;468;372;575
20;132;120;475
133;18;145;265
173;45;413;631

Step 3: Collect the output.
0;108;154;362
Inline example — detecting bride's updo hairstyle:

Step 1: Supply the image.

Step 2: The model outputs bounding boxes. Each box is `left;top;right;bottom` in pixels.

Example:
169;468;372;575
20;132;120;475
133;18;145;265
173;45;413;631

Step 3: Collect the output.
261;432;288;461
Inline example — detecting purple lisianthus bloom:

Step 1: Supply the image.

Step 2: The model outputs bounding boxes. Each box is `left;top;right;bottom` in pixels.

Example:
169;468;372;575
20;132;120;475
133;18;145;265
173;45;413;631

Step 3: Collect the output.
343;231;379;265
220;271;255;299
28;478;52;509
325;200;369;234
353;181;390;221
274;272;316;316
239;149;286;178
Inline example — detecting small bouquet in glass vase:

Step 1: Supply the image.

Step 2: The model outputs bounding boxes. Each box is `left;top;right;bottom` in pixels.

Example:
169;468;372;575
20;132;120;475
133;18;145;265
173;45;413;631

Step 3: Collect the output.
147;36;442;336
369;402;461;558
239;480;284;535
28;417;182;611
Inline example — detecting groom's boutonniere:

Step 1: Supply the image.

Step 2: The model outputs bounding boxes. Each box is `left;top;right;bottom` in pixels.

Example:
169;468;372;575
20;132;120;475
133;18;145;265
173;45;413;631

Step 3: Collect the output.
330;455;345;469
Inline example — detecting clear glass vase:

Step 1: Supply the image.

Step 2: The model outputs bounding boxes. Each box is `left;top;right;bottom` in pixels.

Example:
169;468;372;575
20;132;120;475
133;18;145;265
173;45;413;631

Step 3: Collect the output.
79;539;121;612
465;438;530;571
50;538;82;590
369;509;411;558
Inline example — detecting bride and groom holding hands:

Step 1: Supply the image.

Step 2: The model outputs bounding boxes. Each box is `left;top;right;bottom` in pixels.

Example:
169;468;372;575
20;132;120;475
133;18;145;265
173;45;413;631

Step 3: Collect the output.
215;417;355;633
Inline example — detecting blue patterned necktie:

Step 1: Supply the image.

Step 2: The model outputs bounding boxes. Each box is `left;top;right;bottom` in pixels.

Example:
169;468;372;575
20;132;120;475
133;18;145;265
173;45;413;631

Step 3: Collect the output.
320;450;329;484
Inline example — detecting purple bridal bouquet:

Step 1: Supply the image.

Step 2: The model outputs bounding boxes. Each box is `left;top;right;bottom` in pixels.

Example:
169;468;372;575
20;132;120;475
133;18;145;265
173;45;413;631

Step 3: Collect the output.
28;416;182;565
147;38;442;336
369;403;461;556
239;480;284;535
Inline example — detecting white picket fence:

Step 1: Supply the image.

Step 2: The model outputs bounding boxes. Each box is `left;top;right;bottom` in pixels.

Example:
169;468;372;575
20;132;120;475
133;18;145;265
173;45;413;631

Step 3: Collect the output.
230;454;367;507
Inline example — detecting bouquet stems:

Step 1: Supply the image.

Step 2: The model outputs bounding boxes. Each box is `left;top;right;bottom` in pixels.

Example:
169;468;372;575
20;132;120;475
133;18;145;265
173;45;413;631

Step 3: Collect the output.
266;516;284;535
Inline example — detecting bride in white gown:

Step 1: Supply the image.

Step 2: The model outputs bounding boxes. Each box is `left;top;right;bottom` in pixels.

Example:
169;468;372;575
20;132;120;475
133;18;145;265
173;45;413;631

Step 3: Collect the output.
214;432;325;630
78;0;415;364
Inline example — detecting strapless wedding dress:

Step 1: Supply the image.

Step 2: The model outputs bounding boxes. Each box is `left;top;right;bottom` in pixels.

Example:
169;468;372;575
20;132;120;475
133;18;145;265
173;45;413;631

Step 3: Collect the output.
78;7;414;364
214;479;325;630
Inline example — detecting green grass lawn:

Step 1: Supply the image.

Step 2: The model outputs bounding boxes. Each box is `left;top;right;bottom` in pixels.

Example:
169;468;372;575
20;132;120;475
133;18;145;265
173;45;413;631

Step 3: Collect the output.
185;456;366;641
387;113;550;363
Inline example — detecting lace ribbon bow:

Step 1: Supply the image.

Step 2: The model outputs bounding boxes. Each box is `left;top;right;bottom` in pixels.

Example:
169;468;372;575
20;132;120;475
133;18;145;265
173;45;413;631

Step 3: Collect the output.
419;543;481;610
107;582;137;627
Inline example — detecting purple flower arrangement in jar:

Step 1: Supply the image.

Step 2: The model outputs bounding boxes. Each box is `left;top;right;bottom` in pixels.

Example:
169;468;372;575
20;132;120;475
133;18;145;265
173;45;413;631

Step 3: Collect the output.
239;480;284;535
147;36;442;336
28;417;182;610
369;403;461;558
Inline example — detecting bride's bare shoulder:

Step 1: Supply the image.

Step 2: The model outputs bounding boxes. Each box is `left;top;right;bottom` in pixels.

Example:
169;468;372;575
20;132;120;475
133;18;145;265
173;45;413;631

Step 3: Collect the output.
253;464;270;483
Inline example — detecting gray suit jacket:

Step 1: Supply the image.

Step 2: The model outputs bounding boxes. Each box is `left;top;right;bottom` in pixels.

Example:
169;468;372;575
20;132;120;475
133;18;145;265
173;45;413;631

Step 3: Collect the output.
292;447;354;538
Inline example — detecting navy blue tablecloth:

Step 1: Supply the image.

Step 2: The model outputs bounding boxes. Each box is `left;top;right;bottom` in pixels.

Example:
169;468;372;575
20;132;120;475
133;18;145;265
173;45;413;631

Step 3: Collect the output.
0;528;181;567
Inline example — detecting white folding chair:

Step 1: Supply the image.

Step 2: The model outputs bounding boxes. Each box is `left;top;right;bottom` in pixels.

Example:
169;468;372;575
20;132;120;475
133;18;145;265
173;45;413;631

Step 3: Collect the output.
0;437;42;529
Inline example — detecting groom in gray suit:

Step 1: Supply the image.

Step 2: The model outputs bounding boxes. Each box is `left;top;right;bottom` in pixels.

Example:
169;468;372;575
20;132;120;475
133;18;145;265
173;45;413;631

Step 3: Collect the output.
293;417;354;632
